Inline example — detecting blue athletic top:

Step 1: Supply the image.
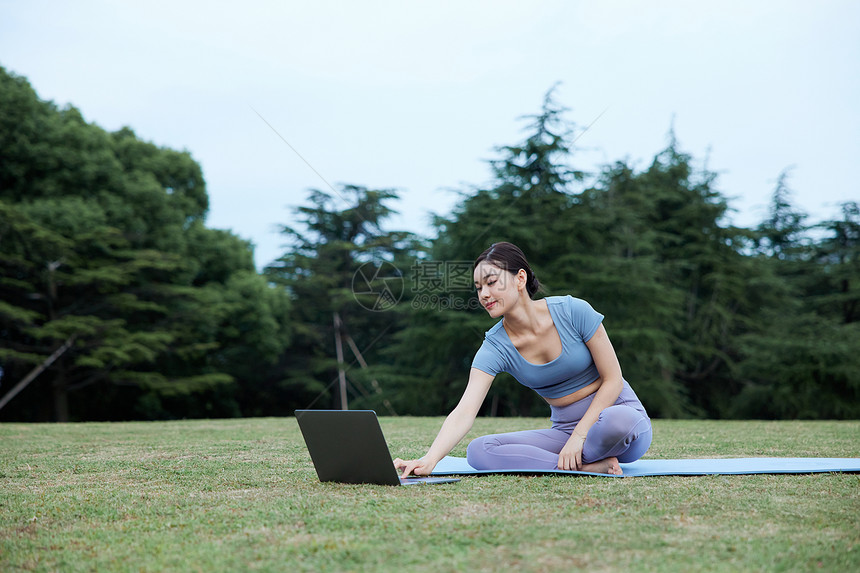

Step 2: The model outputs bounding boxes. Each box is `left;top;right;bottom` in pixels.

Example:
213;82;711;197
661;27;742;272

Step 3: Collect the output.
470;295;604;399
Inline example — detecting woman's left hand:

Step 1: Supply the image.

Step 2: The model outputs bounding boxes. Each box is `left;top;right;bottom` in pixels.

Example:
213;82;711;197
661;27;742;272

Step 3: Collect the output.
558;432;587;471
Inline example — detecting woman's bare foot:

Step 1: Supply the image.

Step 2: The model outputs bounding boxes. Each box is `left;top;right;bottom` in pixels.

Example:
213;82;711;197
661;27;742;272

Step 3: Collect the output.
580;457;622;475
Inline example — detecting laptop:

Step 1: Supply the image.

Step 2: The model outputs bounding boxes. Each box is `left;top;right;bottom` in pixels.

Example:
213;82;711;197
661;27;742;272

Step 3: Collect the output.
295;409;460;486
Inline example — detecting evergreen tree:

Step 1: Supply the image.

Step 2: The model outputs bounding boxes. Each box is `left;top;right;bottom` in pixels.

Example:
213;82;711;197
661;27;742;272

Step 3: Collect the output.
391;97;782;419
391;88;589;416
755;169;809;260
732;191;860;419
569;160;690;416
265;185;419;413
627;140;761;417
810;201;860;324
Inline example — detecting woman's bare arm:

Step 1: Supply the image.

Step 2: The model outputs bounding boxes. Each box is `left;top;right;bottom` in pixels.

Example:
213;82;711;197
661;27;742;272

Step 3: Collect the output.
393;368;494;477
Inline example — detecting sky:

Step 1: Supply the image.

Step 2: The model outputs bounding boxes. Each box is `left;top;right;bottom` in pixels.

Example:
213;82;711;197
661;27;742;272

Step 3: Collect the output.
1;0;858;268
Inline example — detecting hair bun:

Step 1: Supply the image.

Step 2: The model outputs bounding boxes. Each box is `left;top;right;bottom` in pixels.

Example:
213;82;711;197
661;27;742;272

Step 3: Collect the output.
527;274;541;297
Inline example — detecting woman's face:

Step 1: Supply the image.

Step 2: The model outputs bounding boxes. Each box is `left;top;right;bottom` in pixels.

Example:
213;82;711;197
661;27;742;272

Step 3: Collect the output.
473;261;525;317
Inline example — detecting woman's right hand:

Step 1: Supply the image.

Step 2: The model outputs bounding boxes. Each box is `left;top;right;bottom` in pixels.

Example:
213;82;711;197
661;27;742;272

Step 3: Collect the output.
393;457;436;478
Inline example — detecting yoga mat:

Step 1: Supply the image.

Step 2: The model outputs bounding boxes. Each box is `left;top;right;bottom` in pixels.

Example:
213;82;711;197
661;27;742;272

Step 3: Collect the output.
431;456;860;478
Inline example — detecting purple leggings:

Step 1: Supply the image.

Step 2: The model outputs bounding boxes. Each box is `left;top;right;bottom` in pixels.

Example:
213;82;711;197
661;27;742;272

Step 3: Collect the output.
466;381;652;470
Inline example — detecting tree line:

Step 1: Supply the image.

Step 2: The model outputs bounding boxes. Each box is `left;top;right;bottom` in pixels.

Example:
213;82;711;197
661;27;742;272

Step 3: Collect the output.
1;68;857;422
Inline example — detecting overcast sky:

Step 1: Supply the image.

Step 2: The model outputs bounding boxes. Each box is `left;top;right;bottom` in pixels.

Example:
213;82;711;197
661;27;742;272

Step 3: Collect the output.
2;1;857;268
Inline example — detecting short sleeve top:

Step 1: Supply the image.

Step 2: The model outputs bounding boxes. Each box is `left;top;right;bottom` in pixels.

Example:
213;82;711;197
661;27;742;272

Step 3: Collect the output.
470;295;604;399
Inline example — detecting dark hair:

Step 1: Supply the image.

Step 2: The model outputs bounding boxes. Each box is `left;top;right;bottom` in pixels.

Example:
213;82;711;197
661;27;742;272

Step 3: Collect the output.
473;242;542;297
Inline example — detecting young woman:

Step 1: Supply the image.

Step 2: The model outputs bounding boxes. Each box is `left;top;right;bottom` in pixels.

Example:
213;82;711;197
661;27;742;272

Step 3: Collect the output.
394;242;652;476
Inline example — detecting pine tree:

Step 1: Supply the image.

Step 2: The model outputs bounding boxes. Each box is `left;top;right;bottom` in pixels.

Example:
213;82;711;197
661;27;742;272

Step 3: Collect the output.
265;185;419;413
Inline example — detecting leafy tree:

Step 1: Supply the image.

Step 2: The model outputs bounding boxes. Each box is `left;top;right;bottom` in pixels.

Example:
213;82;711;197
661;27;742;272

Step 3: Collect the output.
6;63;852;422
0;66;291;421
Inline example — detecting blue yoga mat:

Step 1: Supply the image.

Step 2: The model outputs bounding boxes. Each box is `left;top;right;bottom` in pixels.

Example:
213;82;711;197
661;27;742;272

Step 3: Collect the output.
431;456;860;478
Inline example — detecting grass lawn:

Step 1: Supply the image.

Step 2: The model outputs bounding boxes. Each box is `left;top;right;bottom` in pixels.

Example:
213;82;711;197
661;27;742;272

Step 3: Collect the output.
1;417;858;572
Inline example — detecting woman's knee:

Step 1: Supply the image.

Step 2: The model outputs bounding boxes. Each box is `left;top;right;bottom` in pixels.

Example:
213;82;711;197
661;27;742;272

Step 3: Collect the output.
587;406;651;453
604;404;648;430
466;434;495;468
466;436;491;470
616;424;652;463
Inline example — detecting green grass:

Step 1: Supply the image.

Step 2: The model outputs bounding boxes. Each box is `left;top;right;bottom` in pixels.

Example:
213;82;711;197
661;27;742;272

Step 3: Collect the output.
1;417;858;572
